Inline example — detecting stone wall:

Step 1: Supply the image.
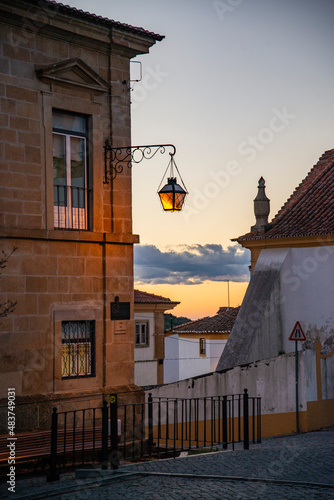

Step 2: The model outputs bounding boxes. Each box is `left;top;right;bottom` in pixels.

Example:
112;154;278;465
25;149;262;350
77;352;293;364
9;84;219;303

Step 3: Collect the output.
0;1;159;430
0;385;144;433
147;346;334;437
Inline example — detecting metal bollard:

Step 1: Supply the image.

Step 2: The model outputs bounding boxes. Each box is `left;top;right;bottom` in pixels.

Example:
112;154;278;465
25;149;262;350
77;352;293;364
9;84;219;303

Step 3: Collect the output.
101;400;108;469
109;394;119;469
47;407;59;482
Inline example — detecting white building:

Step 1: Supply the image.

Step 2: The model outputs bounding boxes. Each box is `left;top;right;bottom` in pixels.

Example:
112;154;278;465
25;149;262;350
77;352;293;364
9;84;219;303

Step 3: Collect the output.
164;307;239;383
134;290;179;387
216;150;334;432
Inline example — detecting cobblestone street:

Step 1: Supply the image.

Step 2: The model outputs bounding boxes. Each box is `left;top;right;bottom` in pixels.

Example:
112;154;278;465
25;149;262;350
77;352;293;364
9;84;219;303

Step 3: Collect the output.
1;428;333;499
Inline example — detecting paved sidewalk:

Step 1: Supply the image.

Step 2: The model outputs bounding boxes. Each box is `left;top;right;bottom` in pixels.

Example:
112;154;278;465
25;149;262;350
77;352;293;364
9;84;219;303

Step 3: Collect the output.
1;428;333;499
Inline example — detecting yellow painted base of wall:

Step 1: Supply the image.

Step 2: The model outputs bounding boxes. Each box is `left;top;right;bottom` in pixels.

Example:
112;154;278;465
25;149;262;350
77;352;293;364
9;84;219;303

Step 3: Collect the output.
306;399;334;431
260;411;308;437
257;399;334;438
150;399;334;446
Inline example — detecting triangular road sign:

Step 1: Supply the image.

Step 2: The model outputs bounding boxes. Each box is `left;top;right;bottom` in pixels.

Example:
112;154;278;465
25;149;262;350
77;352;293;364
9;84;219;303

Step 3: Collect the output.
289;321;306;341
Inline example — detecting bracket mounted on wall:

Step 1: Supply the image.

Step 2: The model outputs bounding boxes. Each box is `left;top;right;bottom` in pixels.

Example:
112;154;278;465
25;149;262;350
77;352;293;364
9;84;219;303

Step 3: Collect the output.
103;141;176;183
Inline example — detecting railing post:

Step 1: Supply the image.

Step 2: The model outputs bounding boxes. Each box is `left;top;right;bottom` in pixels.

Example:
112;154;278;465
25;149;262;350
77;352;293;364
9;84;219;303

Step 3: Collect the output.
102;400;108;469
47;407;59;482
173;399;177;459
203;397;207;446
243;388;249;450
222;396;227;450
131;404;136;460
148;393;153;449
109;394;119;469
257;397;262;443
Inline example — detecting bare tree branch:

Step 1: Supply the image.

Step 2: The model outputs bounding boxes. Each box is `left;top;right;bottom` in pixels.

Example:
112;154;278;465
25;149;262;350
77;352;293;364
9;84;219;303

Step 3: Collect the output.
0;246;18;319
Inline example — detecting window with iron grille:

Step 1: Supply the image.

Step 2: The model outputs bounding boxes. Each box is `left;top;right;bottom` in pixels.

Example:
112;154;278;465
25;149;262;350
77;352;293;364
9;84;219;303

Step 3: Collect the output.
53;110;91;230
61;321;95;378
135;321;149;347
199;338;206;356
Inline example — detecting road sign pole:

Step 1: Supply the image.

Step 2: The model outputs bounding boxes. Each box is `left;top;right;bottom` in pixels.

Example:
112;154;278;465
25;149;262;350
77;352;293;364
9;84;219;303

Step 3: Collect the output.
289;321;306;434
295;340;299;433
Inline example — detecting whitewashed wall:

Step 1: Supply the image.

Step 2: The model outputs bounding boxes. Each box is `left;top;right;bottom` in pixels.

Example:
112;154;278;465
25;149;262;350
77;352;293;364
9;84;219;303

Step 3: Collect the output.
164;335;228;383
164;334;179;383
149;352;305;415
135;360;157;387
209;339;228;372
134;312;157;386
280;246;334;353
218;246;334;371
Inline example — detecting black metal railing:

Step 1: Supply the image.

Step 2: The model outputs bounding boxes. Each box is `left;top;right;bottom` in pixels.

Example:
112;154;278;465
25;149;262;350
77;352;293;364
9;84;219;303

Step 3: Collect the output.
47;405;103;481
48;389;261;481
54;185;91;230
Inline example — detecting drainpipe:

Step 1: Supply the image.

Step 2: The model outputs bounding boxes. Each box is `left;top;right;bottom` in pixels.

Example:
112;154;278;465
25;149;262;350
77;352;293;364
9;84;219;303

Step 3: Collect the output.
108;29;114;233
102;29;113;389
102;232;106;388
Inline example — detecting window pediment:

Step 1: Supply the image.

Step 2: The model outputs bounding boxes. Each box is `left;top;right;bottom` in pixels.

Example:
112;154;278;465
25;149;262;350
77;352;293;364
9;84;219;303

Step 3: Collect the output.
36;58;109;92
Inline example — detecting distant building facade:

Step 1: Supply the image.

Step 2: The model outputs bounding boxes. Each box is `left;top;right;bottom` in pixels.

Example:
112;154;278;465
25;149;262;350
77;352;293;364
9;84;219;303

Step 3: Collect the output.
0;0;163;431
165;307;239;383
134;290;179;386
217;150;334;432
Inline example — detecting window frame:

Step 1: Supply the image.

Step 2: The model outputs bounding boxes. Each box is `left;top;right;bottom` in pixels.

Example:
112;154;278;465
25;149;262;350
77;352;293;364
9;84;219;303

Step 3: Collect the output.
199;338;206;357
52;109;91;230
135;321;149;347
61;320;96;379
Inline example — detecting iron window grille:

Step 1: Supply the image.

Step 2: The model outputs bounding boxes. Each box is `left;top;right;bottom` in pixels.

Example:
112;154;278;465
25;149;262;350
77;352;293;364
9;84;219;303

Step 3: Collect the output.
199;338;206;356
61;320;95;378
135;321;149;347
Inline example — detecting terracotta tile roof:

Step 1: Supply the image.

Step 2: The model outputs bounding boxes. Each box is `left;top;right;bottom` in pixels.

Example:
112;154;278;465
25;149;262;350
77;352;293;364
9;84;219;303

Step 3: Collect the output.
217;306;232;315
236;149;334;242
36;0;164;41
134;289;180;305
170;307;240;334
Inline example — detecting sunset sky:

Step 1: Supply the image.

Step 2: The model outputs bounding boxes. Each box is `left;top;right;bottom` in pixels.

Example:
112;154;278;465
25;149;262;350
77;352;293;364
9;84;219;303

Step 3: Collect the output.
66;0;334;319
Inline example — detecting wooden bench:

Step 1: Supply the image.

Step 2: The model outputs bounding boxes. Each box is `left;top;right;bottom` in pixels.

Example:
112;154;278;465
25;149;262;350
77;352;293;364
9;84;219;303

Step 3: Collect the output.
0;426;104;474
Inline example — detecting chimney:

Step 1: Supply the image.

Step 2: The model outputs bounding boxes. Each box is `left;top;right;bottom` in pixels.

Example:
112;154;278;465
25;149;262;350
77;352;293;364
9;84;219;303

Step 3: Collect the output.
251;177;270;232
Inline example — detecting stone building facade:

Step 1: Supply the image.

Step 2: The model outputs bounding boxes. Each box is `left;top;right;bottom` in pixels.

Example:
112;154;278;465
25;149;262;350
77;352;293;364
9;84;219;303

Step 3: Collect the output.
0;0;163;431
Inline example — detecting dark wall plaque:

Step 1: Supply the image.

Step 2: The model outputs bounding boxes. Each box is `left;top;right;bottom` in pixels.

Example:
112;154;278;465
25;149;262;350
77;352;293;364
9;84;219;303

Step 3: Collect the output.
110;301;130;320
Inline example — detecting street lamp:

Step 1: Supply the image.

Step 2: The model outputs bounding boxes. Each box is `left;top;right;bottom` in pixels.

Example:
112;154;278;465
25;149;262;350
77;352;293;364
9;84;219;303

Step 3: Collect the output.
157;155;187;212
104;141;188;212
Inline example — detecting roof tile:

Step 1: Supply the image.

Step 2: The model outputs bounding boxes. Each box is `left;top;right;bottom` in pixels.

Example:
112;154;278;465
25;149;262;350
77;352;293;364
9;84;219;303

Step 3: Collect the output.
170;307;240;334
236;149;334;241
134;289;179;305
35;0;164;41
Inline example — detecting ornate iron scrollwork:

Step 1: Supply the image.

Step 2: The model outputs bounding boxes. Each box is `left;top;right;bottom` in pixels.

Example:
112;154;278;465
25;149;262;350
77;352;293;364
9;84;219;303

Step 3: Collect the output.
104;140;176;183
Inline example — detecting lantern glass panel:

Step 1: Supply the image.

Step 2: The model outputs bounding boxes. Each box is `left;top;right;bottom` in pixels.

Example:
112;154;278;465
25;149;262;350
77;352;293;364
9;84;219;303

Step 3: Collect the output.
159;192;174;211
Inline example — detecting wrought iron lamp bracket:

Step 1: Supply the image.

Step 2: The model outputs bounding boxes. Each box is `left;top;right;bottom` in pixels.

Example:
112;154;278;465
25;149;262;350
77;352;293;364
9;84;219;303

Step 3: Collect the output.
104;140;176;184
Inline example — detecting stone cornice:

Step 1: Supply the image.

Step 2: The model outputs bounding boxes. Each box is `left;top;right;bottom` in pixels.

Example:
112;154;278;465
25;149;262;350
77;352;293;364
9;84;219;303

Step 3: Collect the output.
0;227;140;245
237;234;334;251
134;303;179;313
0;1;159;57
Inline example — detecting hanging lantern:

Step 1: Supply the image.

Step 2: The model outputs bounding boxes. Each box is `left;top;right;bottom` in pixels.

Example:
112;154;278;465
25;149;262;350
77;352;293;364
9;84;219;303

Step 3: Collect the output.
158;177;187;211
157;156;188;212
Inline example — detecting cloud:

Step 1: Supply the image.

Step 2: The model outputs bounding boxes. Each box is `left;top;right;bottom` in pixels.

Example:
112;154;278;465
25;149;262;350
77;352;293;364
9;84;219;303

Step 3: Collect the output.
134;244;250;285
